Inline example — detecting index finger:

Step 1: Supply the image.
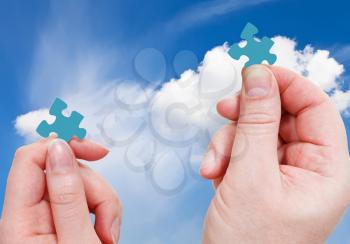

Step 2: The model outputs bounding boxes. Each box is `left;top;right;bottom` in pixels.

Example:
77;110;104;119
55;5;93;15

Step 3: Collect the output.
269;66;347;148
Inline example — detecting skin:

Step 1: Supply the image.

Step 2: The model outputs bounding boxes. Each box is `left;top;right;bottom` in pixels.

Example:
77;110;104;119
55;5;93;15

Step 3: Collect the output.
0;65;349;244
200;65;350;244
0;137;122;244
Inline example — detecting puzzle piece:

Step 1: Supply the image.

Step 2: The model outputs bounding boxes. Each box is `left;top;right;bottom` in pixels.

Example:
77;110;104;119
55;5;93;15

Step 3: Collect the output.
36;98;87;142
228;22;277;67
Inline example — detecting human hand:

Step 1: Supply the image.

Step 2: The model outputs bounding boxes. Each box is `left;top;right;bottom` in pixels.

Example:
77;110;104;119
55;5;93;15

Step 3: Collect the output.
200;65;350;243
0;138;122;244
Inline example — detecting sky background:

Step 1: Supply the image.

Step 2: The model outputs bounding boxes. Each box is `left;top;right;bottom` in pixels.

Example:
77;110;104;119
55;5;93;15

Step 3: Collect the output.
1;0;350;243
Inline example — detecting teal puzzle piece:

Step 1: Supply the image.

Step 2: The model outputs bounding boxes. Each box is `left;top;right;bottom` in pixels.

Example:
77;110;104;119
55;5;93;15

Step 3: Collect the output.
36;98;87;142
228;22;277;67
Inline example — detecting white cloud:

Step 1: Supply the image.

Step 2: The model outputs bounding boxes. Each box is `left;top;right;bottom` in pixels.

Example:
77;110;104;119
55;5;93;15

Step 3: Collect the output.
14;32;350;243
271;36;345;92
14;109;51;141
331;90;350;115
305;49;344;91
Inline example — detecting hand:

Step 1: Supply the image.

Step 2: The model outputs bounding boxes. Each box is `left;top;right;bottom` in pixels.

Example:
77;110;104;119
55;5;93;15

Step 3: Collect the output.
0;138;122;244
200;65;350;244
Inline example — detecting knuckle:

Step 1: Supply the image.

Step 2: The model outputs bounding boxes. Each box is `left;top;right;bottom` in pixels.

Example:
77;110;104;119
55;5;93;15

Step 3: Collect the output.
239;110;279;125
102;191;123;216
14;145;30;159
51;189;81;206
110;192;120;204
108;192;122;211
50;177;82;206
238;111;279;135
51;190;80;206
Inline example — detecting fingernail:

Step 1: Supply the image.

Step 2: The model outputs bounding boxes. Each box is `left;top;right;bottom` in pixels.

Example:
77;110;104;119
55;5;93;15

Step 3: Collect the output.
111;217;121;244
244;66;272;98
200;148;216;173
48;139;74;173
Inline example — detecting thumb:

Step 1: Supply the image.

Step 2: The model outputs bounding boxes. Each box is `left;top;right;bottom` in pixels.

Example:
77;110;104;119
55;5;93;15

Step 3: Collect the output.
226;65;281;186
46;139;98;243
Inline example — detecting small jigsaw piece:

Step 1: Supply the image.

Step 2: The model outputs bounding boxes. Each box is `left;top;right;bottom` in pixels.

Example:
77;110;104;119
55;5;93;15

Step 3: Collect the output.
228;22;277;67
36;98;87;142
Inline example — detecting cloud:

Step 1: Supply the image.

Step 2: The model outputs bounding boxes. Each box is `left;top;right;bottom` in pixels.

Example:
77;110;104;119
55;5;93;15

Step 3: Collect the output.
16;35;350;175
16;36;350;173
24;0;122;108
334;45;350;66
14;109;50;141
331;90;350;115
164;0;276;33
271;36;345;92
14;30;350;243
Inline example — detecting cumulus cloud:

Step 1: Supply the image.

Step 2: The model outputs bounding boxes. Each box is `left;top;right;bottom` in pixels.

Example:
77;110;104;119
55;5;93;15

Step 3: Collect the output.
331;90;350;115
271;36;345;92
15;109;51;141
14;35;350;243
16;36;350;142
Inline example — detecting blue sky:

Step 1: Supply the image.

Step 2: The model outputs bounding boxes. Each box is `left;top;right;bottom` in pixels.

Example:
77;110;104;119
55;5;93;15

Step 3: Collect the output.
1;0;350;243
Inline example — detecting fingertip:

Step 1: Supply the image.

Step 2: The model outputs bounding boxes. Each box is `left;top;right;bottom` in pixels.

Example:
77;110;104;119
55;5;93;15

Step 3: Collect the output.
243;64;271;75
37;135;57;145
216;98;229;113
199;166;211;179
200;150;228;180
200;168;215;180
69;138;109;161
216;96;240;121
201;124;236;180
200;149;217;179
217;97;236;109
202;156;232;180
241;66;248;76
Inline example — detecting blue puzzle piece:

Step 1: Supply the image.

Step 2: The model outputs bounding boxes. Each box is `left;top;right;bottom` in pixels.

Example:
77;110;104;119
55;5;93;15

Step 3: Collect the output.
228;22;277;67
36;98;87;142
240;22;258;40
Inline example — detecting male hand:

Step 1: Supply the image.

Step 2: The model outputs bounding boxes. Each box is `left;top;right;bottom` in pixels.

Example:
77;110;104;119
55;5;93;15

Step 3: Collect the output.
200;65;350;243
0;138;122;244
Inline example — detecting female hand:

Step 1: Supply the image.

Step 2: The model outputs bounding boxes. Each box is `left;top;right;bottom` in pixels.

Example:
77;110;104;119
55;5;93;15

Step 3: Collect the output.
201;65;350;243
0;138;122;244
